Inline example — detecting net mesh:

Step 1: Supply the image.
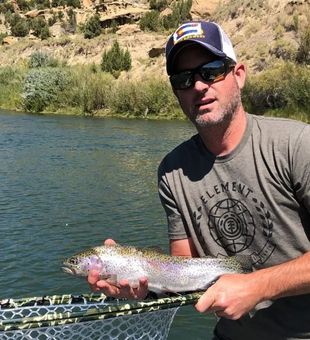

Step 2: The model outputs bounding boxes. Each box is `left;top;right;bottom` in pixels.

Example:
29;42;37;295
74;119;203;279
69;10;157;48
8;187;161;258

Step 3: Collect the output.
0;292;202;340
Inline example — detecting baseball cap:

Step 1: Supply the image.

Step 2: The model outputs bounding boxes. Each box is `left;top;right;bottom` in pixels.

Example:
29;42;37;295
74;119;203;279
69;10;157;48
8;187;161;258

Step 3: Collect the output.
165;21;237;75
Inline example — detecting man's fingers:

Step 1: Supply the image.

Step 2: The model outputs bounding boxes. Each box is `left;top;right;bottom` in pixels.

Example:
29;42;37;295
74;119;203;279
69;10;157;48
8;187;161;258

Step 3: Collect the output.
88;270;100;285
195;290;216;313
87;267;148;300
95;280;121;297
138;277;148;295
139;277;148;287
104;239;116;246
137;277;148;295
118;278;148;300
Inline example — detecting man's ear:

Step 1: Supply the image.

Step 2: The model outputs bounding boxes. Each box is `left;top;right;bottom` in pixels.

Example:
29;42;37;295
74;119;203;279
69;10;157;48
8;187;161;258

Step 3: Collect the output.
234;63;247;90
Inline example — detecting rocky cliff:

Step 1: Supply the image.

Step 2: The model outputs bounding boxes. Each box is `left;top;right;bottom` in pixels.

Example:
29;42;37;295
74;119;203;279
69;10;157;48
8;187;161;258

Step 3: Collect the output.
0;0;309;76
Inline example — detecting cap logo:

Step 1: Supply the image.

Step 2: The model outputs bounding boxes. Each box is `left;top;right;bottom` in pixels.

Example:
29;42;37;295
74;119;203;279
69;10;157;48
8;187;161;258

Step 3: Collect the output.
173;22;204;45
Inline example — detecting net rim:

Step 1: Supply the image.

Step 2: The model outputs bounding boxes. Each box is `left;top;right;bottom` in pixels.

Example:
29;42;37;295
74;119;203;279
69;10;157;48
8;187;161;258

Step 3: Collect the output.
0;292;203;332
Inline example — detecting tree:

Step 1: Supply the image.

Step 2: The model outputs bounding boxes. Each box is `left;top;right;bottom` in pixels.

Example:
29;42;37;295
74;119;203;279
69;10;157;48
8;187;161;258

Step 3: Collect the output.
122;49;131;71
31;16;50;40
9;14;30;37
139;10;160;31
162;0;192;30
16;0;31;11
84;14;101;39
101;41;132;76
35;0;50;10
66;0;80;8
149;0;168;11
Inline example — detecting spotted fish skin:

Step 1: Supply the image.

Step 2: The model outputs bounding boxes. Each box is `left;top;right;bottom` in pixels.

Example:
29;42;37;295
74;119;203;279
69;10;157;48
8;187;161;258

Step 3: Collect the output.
62;244;251;293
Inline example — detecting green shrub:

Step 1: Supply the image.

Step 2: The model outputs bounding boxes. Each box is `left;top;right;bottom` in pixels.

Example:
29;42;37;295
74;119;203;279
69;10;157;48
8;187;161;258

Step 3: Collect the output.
29;51;49;68
0;33;7;44
296;28;310;64
35;0;50;9
0;66;23;86
123;50;131;70
214;0;266;21
162;0;192;30
0;2;14;14
141;0;192;31
58;11;64;21
31;16;50;39
109;78;179;117
22;67;70;113
51;0;65;7
67;67;114;114
67;8;77;32
0;66;25;110
270;39;296;61
149;0;168;11
139;10;160;31
9;14;30;37
48;14;57;26
243;61;310;116
29;51;59;68
16;0;31;11
83;14;101;39
101;41;132;76
109;19;118;33
66;0;81;8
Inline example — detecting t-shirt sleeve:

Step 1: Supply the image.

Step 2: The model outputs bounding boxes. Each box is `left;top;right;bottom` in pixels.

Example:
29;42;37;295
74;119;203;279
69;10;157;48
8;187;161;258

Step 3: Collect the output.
291;125;310;211
158;161;188;240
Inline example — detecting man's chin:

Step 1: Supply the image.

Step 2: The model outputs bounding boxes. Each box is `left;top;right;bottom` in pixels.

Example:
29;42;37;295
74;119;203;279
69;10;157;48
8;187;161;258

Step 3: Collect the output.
193;111;215;127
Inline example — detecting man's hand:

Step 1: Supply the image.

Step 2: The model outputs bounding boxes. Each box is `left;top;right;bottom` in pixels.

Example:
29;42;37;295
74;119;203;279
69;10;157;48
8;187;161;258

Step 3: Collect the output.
87;238;149;300
195;272;264;320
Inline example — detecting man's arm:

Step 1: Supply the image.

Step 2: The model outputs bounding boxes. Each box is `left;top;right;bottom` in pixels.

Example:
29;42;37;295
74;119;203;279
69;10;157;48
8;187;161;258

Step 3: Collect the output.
195;251;310;320
170;237;199;257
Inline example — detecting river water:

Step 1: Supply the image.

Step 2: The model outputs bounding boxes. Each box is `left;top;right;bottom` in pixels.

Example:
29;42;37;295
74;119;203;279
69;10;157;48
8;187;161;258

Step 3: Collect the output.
0;110;215;339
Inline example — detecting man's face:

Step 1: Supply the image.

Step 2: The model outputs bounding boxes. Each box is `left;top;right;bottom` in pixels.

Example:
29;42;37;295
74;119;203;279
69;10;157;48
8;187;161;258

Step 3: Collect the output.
172;44;243;129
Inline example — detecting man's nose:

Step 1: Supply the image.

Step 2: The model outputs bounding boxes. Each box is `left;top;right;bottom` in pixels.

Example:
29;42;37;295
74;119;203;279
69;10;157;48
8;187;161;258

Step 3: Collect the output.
193;73;209;92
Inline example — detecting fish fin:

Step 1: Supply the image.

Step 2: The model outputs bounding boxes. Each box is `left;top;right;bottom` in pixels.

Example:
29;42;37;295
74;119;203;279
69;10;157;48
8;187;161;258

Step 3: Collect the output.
232;255;253;273
161;286;181;295
216;253;253;273
146;246;164;254
148;285;171;296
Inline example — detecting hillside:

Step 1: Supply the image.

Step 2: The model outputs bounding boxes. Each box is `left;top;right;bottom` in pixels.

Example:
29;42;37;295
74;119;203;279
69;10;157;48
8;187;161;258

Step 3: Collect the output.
0;0;309;77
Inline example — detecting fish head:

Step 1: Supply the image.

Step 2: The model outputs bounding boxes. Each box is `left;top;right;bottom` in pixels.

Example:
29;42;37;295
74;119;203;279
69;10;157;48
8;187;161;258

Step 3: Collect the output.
62;248;105;277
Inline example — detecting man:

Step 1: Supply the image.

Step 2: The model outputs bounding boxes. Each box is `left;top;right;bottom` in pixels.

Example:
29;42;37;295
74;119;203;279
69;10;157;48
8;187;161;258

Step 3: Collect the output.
89;21;310;339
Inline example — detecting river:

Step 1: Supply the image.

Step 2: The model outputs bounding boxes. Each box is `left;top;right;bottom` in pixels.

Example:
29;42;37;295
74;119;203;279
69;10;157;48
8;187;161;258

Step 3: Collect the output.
0;110;215;339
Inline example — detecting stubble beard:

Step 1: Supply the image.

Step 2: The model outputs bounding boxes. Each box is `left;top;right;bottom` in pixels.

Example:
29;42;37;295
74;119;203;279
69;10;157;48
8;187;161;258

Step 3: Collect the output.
191;83;242;129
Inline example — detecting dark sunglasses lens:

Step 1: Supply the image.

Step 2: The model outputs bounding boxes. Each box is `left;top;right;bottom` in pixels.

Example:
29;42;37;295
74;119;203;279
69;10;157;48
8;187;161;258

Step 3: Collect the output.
170;59;234;90
170;71;193;90
200;60;226;82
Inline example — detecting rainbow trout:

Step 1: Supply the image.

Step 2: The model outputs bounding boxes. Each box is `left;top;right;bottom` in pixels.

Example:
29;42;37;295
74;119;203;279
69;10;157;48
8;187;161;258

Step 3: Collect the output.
62;244;251;293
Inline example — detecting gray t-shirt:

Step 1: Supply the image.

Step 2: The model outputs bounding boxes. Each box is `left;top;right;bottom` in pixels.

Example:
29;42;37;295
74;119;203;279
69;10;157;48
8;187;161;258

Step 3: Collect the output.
158;113;310;340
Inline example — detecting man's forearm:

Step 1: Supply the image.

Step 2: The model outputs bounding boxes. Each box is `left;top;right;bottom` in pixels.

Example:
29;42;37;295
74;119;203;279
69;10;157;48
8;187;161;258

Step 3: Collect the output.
252;251;310;301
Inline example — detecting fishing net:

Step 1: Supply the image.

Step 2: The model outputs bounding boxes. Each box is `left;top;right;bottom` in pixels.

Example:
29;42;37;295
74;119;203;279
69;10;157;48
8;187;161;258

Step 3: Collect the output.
0;292;203;340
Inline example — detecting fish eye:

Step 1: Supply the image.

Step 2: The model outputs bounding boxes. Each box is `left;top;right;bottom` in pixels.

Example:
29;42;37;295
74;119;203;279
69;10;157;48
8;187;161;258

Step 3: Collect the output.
69;258;78;265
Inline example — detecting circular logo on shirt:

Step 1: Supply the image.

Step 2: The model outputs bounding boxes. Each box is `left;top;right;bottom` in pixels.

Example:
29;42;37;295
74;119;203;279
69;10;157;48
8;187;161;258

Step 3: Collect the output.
208;199;255;253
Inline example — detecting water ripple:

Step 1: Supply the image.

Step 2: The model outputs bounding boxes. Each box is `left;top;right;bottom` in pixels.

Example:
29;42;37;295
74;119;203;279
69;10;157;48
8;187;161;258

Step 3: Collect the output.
0;111;215;339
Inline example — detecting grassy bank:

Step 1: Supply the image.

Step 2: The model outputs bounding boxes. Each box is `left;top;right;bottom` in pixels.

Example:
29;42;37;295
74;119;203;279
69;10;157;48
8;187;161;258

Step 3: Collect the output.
0;60;309;122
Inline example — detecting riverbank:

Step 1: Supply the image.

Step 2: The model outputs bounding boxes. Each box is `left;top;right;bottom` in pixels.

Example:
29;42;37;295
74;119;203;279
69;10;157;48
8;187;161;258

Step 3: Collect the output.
0;59;309;123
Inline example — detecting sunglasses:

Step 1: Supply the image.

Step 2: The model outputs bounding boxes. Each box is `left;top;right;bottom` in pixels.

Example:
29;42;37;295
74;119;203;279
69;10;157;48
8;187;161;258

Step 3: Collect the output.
169;58;236;90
